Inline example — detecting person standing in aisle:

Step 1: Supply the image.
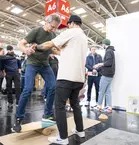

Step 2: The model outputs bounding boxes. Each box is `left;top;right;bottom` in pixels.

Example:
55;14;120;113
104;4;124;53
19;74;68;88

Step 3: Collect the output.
13;14;61;132
0;47;17;109
93;39;115;113
0;47;5;110
4;45;21;110
35;15;88;145
85;47;102;107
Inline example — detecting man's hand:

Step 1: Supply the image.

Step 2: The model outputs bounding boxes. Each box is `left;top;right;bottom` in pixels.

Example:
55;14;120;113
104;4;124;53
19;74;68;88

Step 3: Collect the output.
49;54;55;59
93;63;104;69
92;69;97;75
24;44;37;56
18;69;21;74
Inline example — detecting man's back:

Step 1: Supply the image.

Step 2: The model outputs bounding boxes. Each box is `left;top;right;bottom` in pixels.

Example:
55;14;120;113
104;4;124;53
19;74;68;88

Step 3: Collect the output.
57;28;88;82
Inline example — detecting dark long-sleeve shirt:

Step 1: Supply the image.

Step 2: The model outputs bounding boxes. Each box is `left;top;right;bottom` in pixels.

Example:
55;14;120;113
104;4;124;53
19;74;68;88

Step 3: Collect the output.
3;54;21;76
85;53;102;75
0;55;15;77
101;46;115;77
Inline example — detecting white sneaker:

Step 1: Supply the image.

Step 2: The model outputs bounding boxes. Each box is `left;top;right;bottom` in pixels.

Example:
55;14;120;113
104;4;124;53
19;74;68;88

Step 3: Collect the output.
85;101;90;106
48;136;69;145
72;129;85;138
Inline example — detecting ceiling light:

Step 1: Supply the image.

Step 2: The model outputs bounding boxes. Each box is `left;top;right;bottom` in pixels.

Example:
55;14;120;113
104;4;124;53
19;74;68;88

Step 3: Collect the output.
36;19;41;22
22;13;27;17
130;0;139;4
0;24;4;27
93;23;104;28
81;15;87;18
6;7;11;11
39;21;45;25
70;7;76;10
11;7;23;14
73;8;86;15
18;29;24;33
1;36;5;39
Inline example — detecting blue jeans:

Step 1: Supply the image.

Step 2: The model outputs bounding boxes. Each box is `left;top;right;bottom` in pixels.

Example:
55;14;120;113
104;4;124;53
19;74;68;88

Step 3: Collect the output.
41;83;48;97
98;76;113;107
16;64;56;119
41;66;57;97
20;72;25;91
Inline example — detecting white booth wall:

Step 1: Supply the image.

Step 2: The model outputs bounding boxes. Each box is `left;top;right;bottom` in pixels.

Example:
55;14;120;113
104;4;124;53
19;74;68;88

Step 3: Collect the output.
107;12;139;110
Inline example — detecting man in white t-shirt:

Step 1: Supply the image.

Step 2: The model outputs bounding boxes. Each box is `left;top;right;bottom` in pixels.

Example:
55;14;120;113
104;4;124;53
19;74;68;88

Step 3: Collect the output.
36;15;88;145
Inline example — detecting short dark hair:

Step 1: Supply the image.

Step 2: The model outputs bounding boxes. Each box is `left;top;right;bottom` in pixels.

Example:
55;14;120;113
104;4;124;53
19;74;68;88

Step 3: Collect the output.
0;47;3;52
73;21;82;26
7;45;13;51
68;21;82;27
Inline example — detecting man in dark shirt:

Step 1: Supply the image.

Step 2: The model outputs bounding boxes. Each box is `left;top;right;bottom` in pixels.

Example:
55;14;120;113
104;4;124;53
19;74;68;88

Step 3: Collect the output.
4;45;21;110
85;47;102;107
13;14;61;132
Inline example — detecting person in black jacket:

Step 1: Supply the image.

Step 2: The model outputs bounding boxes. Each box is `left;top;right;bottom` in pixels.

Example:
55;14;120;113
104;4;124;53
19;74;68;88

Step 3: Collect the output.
0;47;15;109
85;47;102;107
3;45;21;110
0;48;5;93
93;39;115;113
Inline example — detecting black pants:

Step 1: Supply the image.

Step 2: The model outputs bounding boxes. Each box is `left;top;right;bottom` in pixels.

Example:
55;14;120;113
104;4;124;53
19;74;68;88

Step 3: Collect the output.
87;76;101;102
55;80;84;139
6;73;21;104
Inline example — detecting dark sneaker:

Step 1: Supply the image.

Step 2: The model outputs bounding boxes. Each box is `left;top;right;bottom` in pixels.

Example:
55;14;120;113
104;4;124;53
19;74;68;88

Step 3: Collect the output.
42;115;55;122
7;103;13;109
12;118;22;133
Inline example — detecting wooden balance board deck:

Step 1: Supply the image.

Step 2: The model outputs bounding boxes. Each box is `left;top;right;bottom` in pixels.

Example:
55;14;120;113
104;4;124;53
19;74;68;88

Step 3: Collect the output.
0;117;101;145
19;120;56;136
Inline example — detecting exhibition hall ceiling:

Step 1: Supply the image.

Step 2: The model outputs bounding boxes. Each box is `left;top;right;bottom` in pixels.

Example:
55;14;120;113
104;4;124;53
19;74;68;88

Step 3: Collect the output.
0;0;139;46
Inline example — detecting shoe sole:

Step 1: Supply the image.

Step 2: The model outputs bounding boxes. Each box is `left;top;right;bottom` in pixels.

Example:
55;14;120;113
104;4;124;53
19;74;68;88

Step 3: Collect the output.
72;130;85;138
11;128;21;133
42;119;55;123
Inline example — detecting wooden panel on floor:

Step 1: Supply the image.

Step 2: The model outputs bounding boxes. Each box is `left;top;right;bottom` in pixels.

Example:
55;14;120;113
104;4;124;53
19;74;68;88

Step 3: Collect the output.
0;117;100;145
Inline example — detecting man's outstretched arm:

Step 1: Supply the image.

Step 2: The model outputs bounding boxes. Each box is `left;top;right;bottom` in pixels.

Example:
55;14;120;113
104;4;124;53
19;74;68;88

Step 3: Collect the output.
36;41;60;51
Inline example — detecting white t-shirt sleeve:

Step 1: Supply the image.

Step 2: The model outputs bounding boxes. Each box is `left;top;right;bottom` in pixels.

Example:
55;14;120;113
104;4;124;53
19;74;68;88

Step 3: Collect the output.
52;29;73;47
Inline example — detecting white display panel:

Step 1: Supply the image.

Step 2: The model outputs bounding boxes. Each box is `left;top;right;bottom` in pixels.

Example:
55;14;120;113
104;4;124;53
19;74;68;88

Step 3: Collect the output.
107;12;139;110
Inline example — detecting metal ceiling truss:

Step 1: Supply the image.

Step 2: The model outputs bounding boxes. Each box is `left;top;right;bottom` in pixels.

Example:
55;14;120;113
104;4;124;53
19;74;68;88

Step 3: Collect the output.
35;0;104;45
0;0;105;45
104;0;128;16
76;0;106;24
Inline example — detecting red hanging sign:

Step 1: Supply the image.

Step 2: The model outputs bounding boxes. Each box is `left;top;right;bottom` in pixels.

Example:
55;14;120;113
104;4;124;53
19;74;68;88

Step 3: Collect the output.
58;0;70;18
45;0;57;16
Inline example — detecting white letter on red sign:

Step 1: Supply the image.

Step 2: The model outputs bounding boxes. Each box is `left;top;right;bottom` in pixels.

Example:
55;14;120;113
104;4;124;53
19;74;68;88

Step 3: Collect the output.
48;2;56;12
61;4;69;14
